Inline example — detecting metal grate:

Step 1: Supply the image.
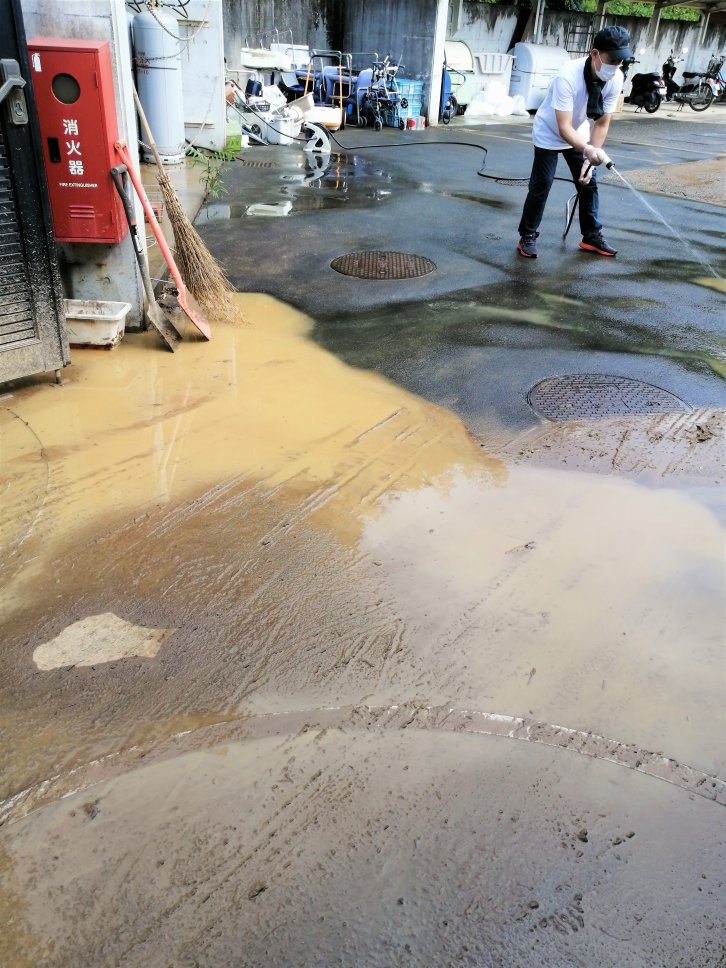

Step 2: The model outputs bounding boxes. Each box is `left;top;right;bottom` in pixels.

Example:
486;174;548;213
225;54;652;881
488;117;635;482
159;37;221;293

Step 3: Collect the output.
564;19;595;56
238;158;275;169
528;374;691;422
331;250;436;280
0;131;36;348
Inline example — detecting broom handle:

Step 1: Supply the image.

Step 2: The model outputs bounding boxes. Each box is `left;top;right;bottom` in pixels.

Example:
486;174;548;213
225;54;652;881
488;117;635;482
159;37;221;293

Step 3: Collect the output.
114;141;184;296
114;140;211;340
133;86;167;176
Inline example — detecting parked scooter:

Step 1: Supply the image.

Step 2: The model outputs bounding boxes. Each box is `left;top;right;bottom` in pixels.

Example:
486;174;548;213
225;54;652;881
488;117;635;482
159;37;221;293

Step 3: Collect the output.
673;53;725;111
623;57;666;113
662;48;687;101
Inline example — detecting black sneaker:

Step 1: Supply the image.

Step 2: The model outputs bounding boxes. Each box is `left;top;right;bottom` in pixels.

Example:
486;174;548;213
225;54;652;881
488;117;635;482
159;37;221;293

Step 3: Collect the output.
517;233;538;258
579;234;617;256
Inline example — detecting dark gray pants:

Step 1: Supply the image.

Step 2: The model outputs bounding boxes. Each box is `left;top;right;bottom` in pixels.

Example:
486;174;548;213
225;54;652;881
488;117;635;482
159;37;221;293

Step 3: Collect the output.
518;146;602;239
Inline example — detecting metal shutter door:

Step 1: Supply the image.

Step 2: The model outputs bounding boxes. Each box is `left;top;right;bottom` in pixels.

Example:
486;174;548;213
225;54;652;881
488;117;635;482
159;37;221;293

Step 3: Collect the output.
0;127;37;347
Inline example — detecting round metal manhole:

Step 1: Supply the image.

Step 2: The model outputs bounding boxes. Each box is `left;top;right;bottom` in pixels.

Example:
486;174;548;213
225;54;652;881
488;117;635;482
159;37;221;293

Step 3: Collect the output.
527;374;691;422
330;250;436;280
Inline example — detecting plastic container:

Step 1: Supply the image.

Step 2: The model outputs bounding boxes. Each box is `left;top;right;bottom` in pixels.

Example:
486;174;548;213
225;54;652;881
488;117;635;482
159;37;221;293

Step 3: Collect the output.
266;115;296;145
225;117;242;154
473;52;515;90
414;115;426;130
396;77;424;119
64;299;131;349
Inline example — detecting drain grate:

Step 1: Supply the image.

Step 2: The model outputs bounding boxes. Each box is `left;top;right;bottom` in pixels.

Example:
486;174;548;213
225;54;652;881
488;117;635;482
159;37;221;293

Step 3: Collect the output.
331;250;436;280
239;159;275;169
527;374;691;422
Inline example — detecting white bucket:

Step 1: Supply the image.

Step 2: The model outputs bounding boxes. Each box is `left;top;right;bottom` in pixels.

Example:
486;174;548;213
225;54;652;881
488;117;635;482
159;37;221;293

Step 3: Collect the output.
267;115;296;145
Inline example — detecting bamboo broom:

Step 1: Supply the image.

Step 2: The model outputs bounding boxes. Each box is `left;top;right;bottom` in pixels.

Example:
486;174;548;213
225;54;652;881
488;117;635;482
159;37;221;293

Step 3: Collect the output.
133;86;238;324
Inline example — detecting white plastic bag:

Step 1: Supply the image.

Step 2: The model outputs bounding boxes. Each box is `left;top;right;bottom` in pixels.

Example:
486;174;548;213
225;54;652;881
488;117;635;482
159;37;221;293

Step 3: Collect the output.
466;90;498;117
466;80;515;117
495;95;515;116
511;94;529;116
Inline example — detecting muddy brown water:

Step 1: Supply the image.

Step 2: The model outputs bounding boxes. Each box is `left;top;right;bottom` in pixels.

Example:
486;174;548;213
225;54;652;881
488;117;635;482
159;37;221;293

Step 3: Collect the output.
1;294;724;965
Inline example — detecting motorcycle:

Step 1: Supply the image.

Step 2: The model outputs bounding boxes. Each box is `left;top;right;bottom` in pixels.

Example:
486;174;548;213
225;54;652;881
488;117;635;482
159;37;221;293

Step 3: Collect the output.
622;57;666;113
673;53;725;112
662;48;686;101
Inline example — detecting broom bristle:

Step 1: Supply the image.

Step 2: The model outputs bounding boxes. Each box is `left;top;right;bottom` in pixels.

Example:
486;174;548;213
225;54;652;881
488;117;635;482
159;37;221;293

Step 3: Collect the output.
156;170;240;325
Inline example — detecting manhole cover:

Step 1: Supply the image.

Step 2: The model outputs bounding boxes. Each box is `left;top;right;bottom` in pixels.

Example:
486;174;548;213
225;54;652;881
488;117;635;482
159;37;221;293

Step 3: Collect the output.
527;374;691;421
331;250;436;280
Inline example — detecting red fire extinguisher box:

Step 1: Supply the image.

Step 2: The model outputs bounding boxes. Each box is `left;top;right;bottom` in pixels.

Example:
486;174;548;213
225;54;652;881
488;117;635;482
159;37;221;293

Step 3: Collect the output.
27;38;127;244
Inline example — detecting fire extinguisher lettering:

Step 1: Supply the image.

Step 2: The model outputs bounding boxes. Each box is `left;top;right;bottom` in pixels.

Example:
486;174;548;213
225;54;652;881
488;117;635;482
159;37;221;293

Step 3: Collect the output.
63;119;79;135
66;139;82;156
68;159;84;175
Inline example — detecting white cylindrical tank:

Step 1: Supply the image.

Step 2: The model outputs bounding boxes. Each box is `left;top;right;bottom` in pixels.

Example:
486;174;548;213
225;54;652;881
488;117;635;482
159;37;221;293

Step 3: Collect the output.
133;7;185;164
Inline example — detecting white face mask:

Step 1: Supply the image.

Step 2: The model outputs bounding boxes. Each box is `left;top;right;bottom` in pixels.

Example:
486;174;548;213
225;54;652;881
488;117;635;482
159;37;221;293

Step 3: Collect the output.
595;59;620;82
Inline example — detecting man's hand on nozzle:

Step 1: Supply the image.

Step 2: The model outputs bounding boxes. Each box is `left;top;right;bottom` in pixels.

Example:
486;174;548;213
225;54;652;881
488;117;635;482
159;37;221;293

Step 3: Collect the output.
583;144;605;165
579;160;594;185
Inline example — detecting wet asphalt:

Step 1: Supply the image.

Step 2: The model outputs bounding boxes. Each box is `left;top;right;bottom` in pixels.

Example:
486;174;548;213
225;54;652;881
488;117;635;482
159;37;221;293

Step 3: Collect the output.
198;107;726;443
1;108;725;967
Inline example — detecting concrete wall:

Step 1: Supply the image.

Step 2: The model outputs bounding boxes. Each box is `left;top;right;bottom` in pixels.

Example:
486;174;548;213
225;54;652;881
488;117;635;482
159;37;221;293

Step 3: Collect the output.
449;2;522;53
222;0;439;78
450;2;726;85
341;0;440;81
223;0;441;112
222;0;330;65
19;0;145;328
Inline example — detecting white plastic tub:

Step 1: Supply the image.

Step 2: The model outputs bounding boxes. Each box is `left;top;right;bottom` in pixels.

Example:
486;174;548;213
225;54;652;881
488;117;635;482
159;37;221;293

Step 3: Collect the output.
266;115;297;145
64;299;131;349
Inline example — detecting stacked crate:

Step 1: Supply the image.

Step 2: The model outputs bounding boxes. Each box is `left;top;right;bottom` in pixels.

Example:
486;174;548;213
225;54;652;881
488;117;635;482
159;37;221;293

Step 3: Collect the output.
396;78;424;121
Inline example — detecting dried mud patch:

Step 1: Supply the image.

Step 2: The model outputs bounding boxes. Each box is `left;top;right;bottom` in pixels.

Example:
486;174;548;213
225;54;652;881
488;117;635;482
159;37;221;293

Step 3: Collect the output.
609;156;726;206
496;407;725;490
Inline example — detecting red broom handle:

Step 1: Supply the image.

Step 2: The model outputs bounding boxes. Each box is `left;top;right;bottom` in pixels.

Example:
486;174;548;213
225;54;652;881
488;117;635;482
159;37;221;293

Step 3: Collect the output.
114;140;186;298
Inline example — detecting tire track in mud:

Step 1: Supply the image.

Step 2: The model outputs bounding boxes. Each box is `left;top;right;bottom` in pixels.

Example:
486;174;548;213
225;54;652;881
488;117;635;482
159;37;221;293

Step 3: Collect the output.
110;739;346;966
2;702;723;829
172;745;355;959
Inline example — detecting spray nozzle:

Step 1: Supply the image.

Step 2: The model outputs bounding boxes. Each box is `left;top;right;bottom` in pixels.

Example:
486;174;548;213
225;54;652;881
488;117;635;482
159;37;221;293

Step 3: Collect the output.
587;148;613;168
594;149;615;170
585;145;615;170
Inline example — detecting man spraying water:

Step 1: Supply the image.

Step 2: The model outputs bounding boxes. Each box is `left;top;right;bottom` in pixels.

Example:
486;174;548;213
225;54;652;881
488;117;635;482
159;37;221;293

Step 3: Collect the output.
516;25;631;259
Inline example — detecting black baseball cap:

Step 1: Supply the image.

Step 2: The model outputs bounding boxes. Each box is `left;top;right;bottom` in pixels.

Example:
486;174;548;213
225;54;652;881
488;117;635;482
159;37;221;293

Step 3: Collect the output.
593;26;632;62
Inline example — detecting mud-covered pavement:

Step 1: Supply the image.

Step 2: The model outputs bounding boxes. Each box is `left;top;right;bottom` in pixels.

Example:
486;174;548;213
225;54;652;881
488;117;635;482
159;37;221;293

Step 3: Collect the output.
1;111;725;967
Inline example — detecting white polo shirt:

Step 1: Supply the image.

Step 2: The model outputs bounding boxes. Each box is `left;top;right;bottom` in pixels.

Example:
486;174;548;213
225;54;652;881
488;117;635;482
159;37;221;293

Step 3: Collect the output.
533;56;623;150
